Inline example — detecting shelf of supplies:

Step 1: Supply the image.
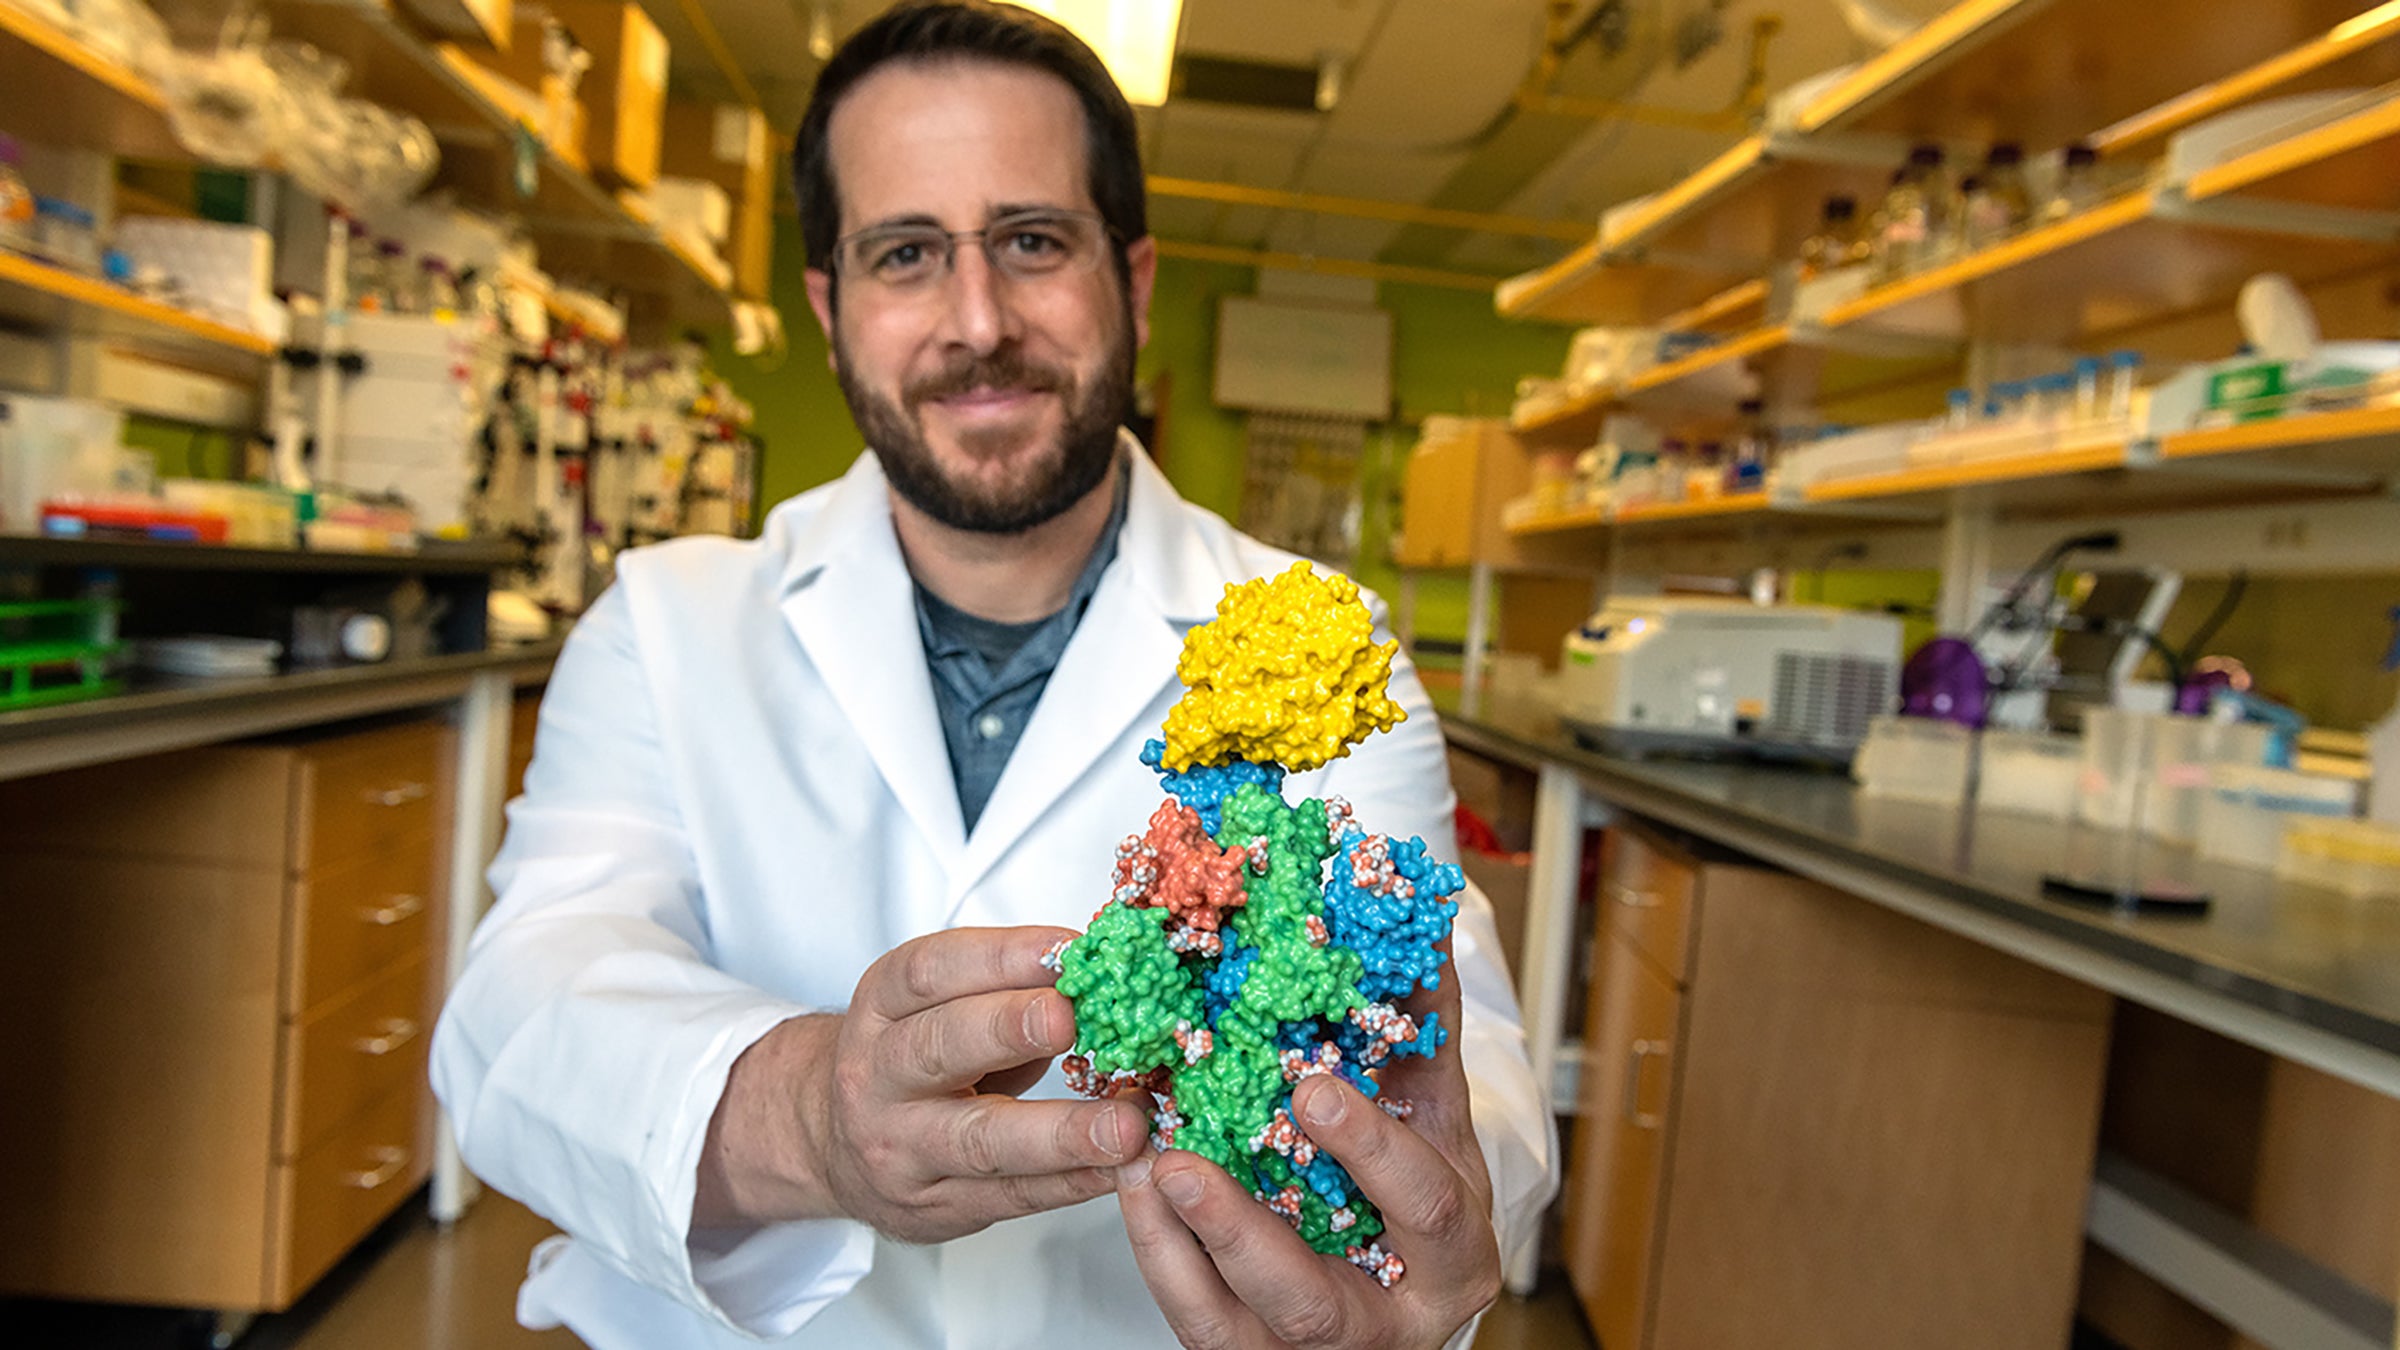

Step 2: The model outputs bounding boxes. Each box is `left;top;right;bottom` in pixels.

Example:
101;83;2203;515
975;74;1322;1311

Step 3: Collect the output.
0;250;277;376
2183;90;2400;212
1496;0;2392;325
0;2;183;161
1814;188;2400;352
259;0;735;332
1624;326;1792;401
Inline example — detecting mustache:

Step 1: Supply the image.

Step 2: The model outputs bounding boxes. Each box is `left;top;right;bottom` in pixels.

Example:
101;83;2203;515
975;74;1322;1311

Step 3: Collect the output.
904;348;1070;405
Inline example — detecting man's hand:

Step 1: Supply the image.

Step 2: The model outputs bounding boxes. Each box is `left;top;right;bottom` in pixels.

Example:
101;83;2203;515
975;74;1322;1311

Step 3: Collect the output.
1114;947;1500;1348
694;926;1151;1243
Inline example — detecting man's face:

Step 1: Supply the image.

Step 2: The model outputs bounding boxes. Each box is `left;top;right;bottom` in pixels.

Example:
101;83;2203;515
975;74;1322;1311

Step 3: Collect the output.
805;60;1156;534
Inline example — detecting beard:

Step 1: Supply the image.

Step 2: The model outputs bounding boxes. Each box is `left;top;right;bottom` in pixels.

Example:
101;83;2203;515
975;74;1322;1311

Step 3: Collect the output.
838;306;1134;535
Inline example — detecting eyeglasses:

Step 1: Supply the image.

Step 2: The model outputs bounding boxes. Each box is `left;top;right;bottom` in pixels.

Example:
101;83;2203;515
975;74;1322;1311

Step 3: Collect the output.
832;210;1115;292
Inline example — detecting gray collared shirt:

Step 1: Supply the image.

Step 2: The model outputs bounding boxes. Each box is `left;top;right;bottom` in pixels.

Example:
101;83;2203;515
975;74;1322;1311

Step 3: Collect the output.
913;461;1131;834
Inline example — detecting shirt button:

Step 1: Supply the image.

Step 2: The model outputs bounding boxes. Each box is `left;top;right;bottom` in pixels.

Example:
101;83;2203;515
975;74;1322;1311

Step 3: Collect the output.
976;713;1007;740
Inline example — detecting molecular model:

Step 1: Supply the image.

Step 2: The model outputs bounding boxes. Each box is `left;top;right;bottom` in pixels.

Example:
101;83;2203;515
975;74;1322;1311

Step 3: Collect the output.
1044;561;1465;1288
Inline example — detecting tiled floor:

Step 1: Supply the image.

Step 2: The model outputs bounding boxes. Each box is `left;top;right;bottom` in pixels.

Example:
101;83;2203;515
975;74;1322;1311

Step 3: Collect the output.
13;1191;1596;1349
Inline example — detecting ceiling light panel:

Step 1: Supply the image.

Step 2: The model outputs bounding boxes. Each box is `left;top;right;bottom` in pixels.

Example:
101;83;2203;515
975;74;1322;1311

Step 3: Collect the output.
1018;0;1186;106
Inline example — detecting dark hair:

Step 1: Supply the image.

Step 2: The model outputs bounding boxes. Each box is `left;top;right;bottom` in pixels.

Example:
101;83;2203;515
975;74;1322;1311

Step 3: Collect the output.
792;1;1148;294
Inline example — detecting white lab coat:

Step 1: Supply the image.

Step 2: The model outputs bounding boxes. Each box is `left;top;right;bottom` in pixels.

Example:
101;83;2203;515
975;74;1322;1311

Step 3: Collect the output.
431;442;1555;1348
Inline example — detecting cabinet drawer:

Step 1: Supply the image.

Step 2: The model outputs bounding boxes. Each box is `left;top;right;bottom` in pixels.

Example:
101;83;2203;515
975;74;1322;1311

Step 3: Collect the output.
275;1080;430;1305
1568;927;1684;1350
1600;825;1700;984
293;722;445;875
290;834;437;1016
279;954;431;1160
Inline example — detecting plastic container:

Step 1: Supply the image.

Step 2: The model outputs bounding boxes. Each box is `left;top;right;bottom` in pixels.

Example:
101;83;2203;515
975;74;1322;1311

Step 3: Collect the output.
2198;765;2361;872
1961;143;2032;251
2280;818;2400;898
1873;144;1953;281
2143;718;2271;843
0;134;33;252
1855;715;1976;805
32;197;100;273
2077;707;2159;830
1980;729;2082;819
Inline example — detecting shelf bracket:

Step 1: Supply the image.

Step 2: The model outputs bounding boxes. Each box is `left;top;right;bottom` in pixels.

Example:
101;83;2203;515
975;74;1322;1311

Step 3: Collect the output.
1760;127;1923;171
2151;187;2400;245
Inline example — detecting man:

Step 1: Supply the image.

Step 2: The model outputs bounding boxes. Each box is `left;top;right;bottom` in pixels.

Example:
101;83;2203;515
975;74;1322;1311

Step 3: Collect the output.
430;4;1552;1347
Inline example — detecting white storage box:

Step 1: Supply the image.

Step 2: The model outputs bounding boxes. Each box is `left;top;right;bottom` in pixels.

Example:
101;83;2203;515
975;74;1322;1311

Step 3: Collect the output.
1854;715;1975;805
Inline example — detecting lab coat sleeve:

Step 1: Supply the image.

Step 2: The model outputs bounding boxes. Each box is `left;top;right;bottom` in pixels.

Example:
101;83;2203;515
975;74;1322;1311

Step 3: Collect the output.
1315;627;1561;1288
430;584;875;1339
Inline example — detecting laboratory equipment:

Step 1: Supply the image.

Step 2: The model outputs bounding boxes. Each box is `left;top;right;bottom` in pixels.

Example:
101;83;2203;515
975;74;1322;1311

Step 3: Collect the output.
1554;597;1903;762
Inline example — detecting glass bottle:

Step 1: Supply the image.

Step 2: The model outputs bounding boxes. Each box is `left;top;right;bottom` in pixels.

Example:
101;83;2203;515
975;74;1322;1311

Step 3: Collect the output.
0;135;32;253
377;239;416;313
1728;399;1773;491
2045;142;2101;222
1873;144;1952;281
1963;143;2033;250
1799;196;1862;279
421;256;462;316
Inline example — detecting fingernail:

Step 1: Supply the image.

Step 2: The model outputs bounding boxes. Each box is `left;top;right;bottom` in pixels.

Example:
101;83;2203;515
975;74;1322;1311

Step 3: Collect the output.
1158;1168;1203;1207
1117;1154;1152;1189
1090;1107;1123;1155
1023;996;1057;1049
1303;1081;1349;1128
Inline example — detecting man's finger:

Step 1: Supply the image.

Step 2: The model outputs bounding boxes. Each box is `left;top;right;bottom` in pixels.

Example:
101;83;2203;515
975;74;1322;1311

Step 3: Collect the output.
1146;1150;1377;1347
1116;1153;1276;1350
1297;1076;1490;1257
858;926;1078;1021
928;1165;1120;1225
886;985;1075;1093
911;1092;1149;1179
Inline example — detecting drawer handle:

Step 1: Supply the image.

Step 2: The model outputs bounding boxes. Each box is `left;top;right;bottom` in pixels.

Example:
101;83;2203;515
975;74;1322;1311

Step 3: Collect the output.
366;782;429;808
360;894;425;926
354;1018;421;1056
1623;1039;1669;1131
344;1146;411;1191
1608;881;1662;910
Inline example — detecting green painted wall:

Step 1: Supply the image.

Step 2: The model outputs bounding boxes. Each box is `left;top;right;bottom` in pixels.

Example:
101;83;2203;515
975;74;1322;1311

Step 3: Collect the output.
716;228;1579;646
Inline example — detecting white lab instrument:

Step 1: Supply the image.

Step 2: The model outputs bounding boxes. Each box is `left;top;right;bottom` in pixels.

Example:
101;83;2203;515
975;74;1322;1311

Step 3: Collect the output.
1554;596;1903;761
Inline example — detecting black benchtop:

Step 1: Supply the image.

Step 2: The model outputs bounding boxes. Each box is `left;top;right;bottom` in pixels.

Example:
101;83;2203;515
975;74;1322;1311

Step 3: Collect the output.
1439;699;2400;1063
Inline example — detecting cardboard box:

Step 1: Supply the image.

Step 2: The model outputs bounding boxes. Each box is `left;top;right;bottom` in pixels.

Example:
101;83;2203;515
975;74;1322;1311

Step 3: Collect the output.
661;101;778;300
546;0;669;190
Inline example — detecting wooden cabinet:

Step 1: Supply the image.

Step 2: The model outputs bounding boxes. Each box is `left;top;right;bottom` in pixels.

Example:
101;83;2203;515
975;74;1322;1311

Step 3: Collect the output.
1561;819;2115;1350
0;718;448;1312
1394;419;1532;569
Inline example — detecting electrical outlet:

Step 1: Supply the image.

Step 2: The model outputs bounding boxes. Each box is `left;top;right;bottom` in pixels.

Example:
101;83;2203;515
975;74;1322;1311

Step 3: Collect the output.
2260;515;2311;550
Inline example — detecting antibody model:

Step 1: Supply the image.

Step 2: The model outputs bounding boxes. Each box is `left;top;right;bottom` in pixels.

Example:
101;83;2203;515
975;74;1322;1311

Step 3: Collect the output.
1046;562;1464;1287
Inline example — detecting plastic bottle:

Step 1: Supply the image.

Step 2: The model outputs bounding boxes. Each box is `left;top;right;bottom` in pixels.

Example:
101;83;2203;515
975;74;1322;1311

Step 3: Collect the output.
1962;143;2033;250
1874;144;1953;281
0;135;33;253
1728;398;1773;490
347;236;389;313
1799;196;1862;278
2107;349;2144;422
2045;142;2102;222
1945;388;1975;431
2072;357;2104;424
421;256;462;316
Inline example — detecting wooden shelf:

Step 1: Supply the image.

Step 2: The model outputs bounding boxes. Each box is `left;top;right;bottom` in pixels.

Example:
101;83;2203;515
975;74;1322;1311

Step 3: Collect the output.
0;251;276;378
2184;90;2400;211
1504;504;1610;538
2162;403;2400;460
0;535;524;575
1613;492;1774;525
0;3;182;161
1497;0;2397;326
2092;0;2400;157
1800;442;2127;505
1816;187;2398;351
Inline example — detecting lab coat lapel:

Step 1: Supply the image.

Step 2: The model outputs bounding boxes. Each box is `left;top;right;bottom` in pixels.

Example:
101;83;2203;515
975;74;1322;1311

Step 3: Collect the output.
777;456;968;873
948;446;1231;914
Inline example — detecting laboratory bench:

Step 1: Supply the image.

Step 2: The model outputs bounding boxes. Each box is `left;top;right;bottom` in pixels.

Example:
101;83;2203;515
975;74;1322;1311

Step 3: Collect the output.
0;631;558;1330
1443;696;2400;1350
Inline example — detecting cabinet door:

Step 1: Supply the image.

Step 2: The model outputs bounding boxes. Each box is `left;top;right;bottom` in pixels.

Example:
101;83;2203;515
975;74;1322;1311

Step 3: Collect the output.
1566;928;1684;1350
